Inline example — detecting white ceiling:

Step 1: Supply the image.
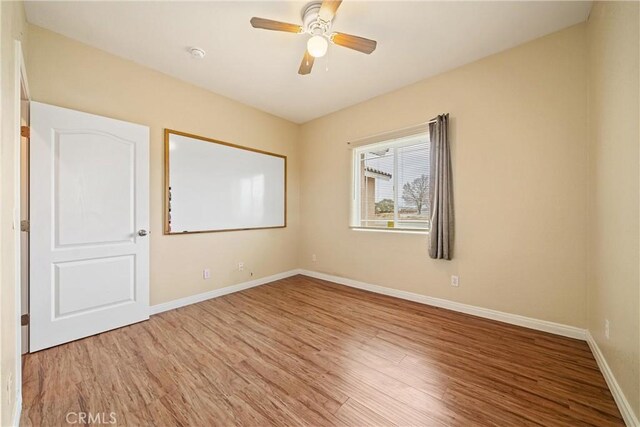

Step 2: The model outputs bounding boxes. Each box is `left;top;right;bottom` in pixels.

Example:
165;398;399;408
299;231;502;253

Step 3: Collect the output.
24;1;592;124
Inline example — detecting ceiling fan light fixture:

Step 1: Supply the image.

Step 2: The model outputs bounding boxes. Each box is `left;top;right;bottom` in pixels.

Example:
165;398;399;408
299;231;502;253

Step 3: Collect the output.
307;35;328;58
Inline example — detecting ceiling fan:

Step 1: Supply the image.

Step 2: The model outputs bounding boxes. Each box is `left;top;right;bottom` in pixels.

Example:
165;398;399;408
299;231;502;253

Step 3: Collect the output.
250;0;377;75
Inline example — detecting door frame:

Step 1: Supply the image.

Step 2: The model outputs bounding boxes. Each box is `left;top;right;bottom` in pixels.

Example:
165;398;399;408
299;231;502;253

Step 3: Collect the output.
14;39;30;415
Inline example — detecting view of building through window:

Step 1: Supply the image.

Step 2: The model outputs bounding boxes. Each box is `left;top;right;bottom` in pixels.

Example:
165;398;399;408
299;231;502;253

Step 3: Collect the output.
354;134;430;231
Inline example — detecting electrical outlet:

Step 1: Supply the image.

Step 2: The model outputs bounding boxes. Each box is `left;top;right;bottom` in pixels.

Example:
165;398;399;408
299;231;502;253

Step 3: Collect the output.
238;262;244;272
451;275;459;287
312;254;317;262
605;319;610;339
203;269;210;280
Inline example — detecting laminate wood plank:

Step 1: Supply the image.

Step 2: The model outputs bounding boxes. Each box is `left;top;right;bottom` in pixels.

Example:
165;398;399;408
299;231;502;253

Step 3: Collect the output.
445;379;620;427
335;398;397;427
310;350;454;421
441;386;545;427
319;367;451;426
287;278;595;373
388;329;607;396
21;275;623;426
398;341;617;418
334;343;450;399
295;276;575;351
155;384;262;427
224;319;351;410
233;358;342;426
233;286;380;343
276;279;579;371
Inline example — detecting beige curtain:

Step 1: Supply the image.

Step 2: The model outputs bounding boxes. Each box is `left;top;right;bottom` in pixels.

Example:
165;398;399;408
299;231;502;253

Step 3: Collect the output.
428;114;454;260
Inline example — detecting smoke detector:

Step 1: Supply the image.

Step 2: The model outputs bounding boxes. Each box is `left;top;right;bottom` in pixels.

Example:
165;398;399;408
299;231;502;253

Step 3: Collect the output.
188;47;206;59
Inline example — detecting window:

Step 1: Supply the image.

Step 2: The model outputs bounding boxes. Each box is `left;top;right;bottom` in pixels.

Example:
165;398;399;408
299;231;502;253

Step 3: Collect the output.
352;132;431;232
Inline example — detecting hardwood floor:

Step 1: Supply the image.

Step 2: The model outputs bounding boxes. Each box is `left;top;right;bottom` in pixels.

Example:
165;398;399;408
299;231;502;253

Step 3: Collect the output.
21;275;623;426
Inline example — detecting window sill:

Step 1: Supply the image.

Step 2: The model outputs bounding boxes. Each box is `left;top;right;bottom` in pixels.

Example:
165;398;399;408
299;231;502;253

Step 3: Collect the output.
350;226;429;235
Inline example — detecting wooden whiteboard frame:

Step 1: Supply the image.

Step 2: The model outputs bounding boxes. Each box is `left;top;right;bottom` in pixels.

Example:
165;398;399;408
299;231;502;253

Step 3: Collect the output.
164;129;287;235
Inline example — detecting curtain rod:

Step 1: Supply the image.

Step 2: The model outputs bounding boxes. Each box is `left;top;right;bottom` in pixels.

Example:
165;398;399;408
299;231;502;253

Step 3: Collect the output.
346;116;442;146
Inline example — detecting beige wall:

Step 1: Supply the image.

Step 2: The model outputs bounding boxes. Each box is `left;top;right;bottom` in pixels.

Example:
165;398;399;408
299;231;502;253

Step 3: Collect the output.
587;1;640;420
0;1;27;424
25;24;301;307
299;24;589;328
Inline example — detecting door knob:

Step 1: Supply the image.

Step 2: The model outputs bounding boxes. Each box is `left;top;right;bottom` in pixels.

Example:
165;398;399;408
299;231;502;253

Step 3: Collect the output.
138;229;149;237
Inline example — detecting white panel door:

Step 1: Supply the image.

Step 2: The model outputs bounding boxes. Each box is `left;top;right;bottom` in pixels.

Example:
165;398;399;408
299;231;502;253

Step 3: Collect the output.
30;102;149;351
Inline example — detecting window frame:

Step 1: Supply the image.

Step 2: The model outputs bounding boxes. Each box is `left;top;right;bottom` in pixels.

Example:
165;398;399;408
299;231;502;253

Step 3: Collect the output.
350;131;431;234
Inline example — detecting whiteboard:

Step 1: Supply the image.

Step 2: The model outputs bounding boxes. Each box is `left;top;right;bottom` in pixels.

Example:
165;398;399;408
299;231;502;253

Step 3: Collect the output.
165;130;286;234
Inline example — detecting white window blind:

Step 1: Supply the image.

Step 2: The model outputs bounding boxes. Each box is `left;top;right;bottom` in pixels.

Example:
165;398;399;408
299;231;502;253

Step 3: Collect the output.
352;132;431;232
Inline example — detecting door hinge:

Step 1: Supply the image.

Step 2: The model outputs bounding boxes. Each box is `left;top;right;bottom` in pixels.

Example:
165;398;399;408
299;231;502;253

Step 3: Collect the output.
21;314;29;326
20;220;29;232
21;126;30;138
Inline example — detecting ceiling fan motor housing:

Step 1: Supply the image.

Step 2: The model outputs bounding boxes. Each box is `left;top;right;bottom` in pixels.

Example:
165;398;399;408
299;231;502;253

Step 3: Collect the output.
302;1;331;36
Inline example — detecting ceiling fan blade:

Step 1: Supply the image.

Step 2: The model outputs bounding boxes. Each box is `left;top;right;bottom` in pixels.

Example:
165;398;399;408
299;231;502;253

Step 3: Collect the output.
331;32;377;54
298;51;315;75
319;0;342;21
250;17;303;33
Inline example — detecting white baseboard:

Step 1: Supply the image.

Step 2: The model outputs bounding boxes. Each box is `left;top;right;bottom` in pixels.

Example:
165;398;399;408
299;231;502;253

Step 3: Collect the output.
150;269;300;315
586;331;639;427
12;393;21;427
298;269;586;341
